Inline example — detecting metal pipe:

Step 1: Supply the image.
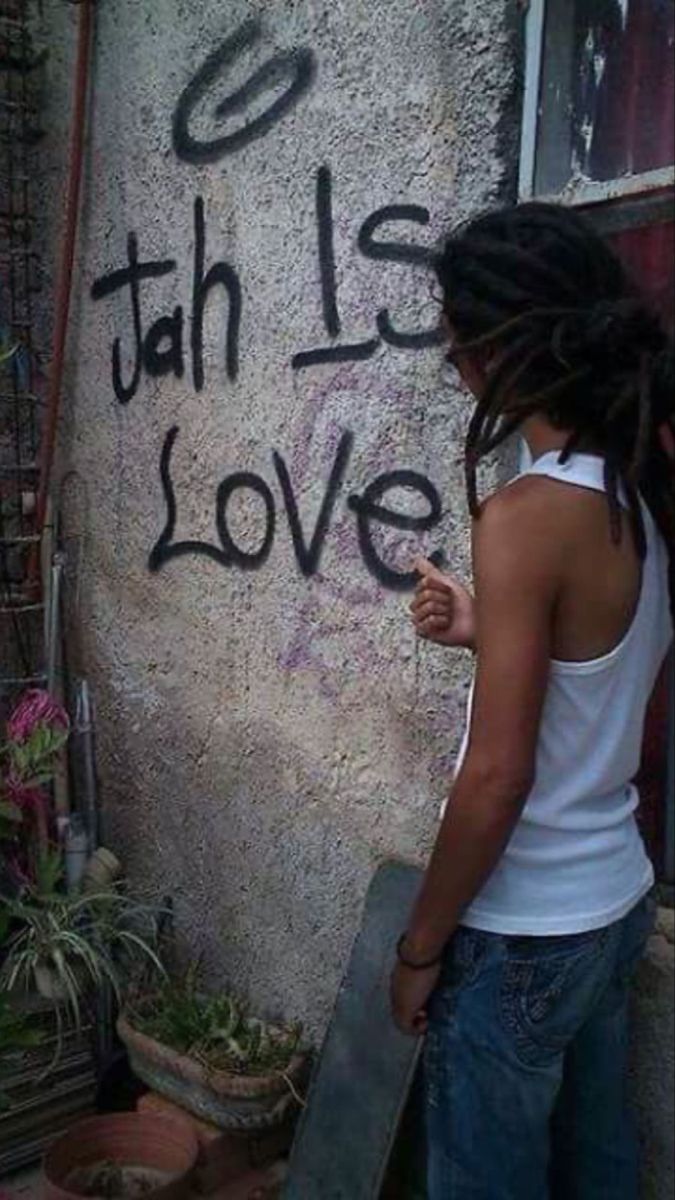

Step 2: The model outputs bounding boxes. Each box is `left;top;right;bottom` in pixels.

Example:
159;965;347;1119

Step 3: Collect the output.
46;550;64;693
41;494;54;662
47;549;69;819
73;678;99;853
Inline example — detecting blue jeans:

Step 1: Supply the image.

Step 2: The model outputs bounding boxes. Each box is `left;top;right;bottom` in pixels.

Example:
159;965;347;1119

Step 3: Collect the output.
424;895;655;1200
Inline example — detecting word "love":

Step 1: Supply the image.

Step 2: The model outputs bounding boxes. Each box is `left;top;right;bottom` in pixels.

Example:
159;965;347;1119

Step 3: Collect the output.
150;426;444;591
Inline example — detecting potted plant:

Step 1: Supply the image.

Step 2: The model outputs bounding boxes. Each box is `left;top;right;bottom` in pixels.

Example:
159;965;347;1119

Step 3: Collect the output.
0;909;44;1110
0;848;166;1066
0;889;44;1111
42;1111;200;1200
118;968;307;1133
0;993;44;1107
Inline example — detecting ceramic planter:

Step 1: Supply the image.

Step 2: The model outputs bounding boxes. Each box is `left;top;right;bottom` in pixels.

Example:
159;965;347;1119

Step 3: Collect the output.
34;960;89;1004
117;1013;306;1133
34;963;69;1003
43;1111;199;1200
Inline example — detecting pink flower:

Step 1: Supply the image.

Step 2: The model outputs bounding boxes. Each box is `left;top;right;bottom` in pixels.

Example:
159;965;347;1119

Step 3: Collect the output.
4;774;51;858
6;689;69;745
5;773;48;812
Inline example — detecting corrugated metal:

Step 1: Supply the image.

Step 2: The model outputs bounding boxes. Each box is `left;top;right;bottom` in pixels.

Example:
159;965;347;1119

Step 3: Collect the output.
0;1002;98;1173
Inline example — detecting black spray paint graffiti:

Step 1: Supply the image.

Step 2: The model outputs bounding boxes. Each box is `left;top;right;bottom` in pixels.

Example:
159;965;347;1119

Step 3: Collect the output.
172;18;316;164
91;20;447;590
90;173;441;402
291;167;442;370
149;426;443;592
91;198;241;403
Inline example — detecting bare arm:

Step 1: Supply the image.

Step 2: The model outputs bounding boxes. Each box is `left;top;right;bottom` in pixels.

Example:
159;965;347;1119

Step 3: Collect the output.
392;486;560;1029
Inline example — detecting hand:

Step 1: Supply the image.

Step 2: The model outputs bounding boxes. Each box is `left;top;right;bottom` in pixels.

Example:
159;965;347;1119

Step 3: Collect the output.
390;960;441;1037
410;556;476;650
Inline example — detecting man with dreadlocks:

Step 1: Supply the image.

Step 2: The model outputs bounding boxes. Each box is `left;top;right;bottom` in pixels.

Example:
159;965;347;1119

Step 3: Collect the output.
389;202;674;1199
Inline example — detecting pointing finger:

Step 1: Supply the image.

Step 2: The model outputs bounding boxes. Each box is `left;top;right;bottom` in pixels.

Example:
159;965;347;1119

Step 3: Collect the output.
413;555;442;578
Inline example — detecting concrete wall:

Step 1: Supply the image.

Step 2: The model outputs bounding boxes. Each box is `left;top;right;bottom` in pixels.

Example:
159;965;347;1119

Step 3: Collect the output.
39;0;520;1031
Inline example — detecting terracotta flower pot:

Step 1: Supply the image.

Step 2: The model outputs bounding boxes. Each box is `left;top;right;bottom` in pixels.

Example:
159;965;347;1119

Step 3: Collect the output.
117;1014;307;1133
43;1112;199;1200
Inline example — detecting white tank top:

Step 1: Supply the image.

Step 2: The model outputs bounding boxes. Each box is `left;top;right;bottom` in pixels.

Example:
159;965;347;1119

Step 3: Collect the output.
457;450;673;936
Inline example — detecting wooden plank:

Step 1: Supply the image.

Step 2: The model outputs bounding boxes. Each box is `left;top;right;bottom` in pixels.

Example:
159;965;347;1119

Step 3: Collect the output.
282;860;423;1200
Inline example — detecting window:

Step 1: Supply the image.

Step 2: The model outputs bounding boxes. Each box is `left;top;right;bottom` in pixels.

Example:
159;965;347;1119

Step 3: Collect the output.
520;0;675;884
521;0;674;205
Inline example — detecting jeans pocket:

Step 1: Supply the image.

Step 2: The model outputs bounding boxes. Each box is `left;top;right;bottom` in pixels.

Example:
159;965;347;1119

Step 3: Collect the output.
429;927;491;1025
499;929;608;1068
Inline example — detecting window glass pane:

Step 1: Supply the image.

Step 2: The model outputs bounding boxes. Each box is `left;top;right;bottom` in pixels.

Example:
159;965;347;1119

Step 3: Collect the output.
535;0;675;196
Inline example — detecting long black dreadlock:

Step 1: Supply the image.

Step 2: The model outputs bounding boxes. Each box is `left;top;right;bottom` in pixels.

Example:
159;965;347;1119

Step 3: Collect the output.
435;202;675;614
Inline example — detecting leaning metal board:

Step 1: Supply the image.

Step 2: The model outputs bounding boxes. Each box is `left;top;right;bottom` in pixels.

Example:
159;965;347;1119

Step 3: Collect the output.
282;859;423;1200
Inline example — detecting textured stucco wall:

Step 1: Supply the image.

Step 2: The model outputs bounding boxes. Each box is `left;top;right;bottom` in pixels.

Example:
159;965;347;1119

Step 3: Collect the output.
36;1;673;1194
39;0;521;1033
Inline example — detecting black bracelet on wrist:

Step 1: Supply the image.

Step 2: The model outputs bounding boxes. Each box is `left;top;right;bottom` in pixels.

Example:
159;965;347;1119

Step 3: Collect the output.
396;934;443;971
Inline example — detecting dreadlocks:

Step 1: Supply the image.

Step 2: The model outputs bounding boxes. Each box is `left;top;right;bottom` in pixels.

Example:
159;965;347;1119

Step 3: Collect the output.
435;202;674;613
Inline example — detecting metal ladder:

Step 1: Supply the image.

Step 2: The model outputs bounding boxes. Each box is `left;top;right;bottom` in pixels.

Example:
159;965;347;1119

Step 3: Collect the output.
0;0;46;711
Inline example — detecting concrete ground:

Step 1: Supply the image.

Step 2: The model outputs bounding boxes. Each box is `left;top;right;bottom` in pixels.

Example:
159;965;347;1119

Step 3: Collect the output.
0;1165;284;1200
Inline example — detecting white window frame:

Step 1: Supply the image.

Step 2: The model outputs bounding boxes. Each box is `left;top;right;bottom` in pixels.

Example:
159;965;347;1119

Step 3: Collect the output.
519;0;675;206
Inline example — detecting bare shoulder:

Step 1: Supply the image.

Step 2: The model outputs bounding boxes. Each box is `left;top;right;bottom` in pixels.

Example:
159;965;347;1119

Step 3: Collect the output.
472;476;570;581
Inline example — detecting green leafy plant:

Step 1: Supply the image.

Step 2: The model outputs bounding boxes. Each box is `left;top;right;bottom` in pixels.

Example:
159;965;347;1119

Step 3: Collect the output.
6;718;69;784
31;845;66;898
0;895;43;1109
0;796;22;844
128;967;302;1079
1;689;70;877
0;856;166;1035
0;993;44;1108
